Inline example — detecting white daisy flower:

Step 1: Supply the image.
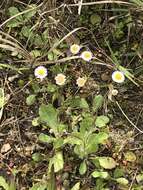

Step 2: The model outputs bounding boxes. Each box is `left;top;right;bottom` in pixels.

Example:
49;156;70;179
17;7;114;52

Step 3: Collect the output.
112;71;125;83
76;77;87;87
55;73;66;86
81;51;93;62
34;66;48;80
70;44;80;54
81;51;93;61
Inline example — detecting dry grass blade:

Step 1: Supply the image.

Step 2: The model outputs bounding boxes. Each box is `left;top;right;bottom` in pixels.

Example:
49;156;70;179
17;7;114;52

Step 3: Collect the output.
41;4;64;16
0;31;27;48
116;101;143;134
0;43;30;60
0;44;18;52
0;37;22;49
0;41;30;59
0;88;4;121
68;1;133;7
78;0;83;15
0;32;32;61
36;56;80;66
35;55;114;69
49;27;85;52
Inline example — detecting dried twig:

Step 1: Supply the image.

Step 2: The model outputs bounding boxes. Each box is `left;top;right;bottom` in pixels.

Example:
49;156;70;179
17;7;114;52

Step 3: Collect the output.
78;0;83;15
116;101;143;134
68;1;133;7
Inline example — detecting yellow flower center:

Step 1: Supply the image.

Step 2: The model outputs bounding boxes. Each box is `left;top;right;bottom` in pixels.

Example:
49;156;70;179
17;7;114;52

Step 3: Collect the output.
57;76;64;83
70;44;80;54
78;79;85;85
72;46;78;51
77;77;87;87
38;69;45;76
85;52;91;58
114;73;123;80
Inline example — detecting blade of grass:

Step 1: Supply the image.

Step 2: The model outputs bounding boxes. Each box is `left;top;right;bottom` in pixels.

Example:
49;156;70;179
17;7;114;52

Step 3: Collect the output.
119;66;139;86
105;40;119;67
0;63;29;72
105;41;139;86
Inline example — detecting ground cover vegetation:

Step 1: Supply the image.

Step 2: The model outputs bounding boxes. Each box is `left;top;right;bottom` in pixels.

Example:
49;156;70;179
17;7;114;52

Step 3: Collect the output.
0;0;143;189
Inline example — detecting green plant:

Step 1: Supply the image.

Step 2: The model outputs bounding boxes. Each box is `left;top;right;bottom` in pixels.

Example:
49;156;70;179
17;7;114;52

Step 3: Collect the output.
1;1;143;189
0;176;16;190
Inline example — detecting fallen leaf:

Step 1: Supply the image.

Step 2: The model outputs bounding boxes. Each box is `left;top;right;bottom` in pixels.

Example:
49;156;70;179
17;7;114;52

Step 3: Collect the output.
1;143;11;153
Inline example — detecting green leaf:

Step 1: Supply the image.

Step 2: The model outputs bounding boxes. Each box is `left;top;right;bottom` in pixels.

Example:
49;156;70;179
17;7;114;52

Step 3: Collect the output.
66;96;89;109
90;14;102;25
92;171;109;179
94;132;109;144
86;134;99;154
0;176;9;190
47;166;56;190
98;157;117;169
29;183;47;190
32;82;41;93
38;133;54;143
30;50;41;58
47;83;57;93
48;52;56;61
8;7;22;20
57;123;67;133
53;137;64;149
7;7;23;27
53;152;64;172
34;34;43;46
71;182;80;190
79;161;87;175
79;98;89;109
114;168;125;178
95;178;106;189
136;174;143;183
32;153;43;162
95;116;110;128
26;94;36;106
80;115;94;133
64;136;82;145
124;151;136;162
93;95;104;112
91;157;101;168
9;181;16;190
116;178;129;186
39;104;58;128
6;20;21;28
21;26;33;37
74;144;85;159
23;4;37;21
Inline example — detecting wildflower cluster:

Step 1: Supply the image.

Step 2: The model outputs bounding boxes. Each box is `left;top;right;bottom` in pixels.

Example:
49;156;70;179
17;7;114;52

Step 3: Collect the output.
34;66;87;87
34;44;125;85
70;44;93;62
